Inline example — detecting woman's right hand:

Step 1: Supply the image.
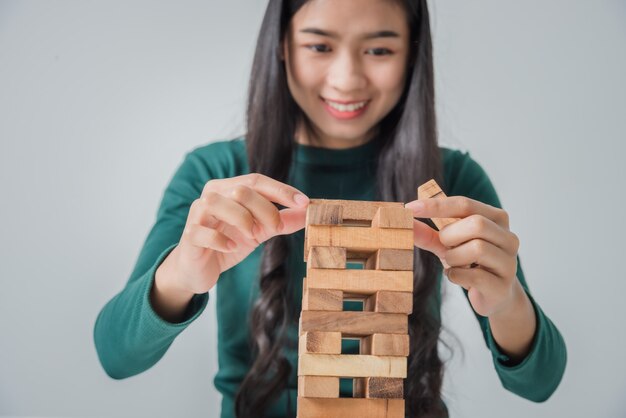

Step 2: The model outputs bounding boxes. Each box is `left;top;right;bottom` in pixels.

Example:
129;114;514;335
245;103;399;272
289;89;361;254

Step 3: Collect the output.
161;173;310;296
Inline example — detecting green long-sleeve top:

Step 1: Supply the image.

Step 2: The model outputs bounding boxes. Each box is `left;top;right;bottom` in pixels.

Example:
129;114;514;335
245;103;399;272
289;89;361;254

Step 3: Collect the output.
94;136;567;417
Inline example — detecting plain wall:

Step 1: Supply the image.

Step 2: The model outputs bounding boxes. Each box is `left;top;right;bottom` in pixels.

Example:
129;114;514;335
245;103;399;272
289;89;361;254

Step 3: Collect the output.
1;1;625;417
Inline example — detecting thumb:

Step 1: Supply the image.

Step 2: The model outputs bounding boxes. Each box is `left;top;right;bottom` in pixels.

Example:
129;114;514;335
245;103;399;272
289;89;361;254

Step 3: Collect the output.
276;207;308;236
413;219;448;264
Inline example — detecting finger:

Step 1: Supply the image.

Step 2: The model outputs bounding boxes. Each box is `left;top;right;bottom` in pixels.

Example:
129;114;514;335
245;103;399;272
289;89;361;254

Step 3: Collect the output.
229;185;282;237
184;222;237;254
438;214;519;255
198;192;256;240
444;239;517;279
406;196;509;229
412;219;447;261
445;266;505;298
208;173;309;209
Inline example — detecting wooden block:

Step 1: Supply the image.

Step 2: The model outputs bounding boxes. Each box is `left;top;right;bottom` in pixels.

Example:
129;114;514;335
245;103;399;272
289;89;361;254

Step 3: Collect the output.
307;246;347;269
306;203;343;225
298;376;339;398
361;334;409;357
305;225;413;259
309;199;405;223
417;179;459;231
298;354;407;378
365;249;413;271
364;291;413;314
306;269;413;294
371;207;414;229
299;331;342;354
354;377;404;399
302;285;343;311
297;398;404;418
300;311;407;337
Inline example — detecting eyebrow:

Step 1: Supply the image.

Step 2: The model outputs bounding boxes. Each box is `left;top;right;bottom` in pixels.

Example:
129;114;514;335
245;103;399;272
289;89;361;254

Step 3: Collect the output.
299;27;400;40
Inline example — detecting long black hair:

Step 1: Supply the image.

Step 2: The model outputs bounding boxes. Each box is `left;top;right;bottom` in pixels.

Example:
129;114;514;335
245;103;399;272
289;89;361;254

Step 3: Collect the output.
235;1;446;417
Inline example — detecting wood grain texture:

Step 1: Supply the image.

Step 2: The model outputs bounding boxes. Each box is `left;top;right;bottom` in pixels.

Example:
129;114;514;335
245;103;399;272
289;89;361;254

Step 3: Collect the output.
365;249;414;271
305;225;413;260
371;206;414;229
361;334;409;357
353;377;404;399
306;268;413;294
297;398;404;418
302;286;343;311
298;376;340;398
307;246;347;269
300;311;407;337
364;291;413;314
306;203;344;225
309;199;405;223
298;354;407;378
299;331;342;354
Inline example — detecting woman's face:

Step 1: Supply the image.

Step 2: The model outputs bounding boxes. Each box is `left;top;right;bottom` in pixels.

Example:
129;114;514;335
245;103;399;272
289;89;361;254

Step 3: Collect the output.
283;0;410;149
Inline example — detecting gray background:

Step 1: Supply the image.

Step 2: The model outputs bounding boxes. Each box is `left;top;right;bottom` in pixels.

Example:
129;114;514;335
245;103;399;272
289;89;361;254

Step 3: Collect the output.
1;1;625;417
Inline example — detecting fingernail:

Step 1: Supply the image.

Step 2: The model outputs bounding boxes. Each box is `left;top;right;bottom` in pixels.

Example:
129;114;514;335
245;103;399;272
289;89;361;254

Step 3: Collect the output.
406;201;425;213
294;193;309;207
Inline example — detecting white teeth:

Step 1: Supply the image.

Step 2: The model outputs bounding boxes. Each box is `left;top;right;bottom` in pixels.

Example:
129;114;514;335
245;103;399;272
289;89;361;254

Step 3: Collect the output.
325;100;367;112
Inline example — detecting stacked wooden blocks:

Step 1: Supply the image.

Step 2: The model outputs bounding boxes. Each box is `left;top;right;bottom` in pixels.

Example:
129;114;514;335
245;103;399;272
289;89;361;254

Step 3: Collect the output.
297;199;415;418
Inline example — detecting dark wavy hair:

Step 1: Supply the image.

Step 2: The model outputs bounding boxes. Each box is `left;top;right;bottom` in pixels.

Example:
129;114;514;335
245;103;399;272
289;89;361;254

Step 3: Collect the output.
235;1;445;417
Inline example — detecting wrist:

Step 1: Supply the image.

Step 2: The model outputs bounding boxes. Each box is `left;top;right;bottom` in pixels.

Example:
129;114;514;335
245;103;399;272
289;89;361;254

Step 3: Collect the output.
151;250;195;323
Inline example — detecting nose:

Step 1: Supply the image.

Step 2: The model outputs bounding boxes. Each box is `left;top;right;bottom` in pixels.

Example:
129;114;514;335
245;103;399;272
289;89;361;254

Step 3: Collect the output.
326;49;367;94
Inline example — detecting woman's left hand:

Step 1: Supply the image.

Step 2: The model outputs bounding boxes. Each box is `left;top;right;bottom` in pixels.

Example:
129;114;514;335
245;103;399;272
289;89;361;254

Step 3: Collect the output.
405;196;522;318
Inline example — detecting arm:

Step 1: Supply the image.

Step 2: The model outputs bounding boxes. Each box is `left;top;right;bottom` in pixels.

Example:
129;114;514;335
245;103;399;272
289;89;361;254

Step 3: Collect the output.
93;151;210;379
410;149;567;401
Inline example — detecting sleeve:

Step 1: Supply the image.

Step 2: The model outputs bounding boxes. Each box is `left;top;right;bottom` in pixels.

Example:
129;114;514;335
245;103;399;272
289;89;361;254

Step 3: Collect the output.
447;150;567;402
93;150;210;379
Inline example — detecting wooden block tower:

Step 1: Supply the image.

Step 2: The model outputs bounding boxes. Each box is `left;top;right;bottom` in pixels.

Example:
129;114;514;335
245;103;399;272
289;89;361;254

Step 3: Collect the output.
297;199;415;418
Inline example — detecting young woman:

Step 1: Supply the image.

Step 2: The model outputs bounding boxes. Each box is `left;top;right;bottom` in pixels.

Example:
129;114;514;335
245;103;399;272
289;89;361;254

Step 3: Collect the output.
94;1;567;417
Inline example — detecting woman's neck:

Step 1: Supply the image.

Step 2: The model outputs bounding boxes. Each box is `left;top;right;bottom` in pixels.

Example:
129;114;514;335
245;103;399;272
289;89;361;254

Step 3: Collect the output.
294;120;378;150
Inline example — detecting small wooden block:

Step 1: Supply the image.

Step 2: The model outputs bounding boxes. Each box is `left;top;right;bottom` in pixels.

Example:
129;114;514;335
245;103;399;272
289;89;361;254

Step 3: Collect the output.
298;354;407;378
306;203;344;225
371;207;414;229
305;225;413;259
361;334;409;357
298;376;340;398
299;331;342;354
365;291;413;314
307;246;347;269
354;377;404;399
306;269;413;294
417;179;459;231
302;285;343;311
365;249;413;271
300;311;407;337
309;199;405;223
297;398;404;418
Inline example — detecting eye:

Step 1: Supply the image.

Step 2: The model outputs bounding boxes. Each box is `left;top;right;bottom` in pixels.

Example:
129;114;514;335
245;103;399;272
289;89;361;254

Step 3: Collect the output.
367;48;393;56
306;44;331;53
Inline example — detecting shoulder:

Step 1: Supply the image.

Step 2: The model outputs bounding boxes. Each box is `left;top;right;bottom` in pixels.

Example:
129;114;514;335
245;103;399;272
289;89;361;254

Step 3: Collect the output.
184;135;249;179
439;146;502;209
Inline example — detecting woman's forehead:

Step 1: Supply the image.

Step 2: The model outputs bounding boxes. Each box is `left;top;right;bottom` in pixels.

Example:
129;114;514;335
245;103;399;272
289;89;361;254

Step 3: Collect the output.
290;0;409;37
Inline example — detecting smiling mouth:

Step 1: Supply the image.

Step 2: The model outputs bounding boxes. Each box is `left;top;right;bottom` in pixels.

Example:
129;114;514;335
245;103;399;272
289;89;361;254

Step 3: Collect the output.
322;97;370;112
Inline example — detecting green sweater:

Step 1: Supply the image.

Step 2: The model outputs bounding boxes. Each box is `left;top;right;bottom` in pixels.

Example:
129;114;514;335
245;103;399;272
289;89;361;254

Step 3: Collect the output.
94;136;566;417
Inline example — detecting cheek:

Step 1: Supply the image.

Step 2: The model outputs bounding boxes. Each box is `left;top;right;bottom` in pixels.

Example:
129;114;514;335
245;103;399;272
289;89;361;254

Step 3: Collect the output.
289;53;324;94
371;63;407;99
